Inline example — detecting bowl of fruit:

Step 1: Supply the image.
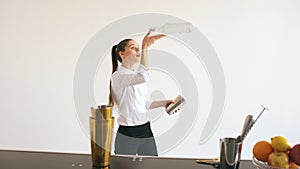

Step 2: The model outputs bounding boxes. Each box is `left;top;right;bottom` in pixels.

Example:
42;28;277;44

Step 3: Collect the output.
252;136;300;169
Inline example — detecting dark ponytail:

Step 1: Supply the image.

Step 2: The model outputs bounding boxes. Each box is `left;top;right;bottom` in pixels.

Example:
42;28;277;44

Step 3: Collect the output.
109;39;132;106
111;45;119;74
109;45;119;106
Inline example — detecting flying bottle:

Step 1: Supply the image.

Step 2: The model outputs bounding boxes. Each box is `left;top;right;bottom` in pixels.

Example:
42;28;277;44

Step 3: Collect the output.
149;22;194;34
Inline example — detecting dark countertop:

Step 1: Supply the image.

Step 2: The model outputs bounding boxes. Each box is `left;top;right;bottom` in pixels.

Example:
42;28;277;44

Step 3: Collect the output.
0;150;256;169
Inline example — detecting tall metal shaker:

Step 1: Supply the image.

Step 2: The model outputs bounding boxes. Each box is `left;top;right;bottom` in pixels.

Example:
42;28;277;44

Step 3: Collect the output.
90;105;114;167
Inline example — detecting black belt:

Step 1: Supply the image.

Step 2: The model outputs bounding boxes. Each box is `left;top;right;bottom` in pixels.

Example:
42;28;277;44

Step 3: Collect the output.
118;122;154;138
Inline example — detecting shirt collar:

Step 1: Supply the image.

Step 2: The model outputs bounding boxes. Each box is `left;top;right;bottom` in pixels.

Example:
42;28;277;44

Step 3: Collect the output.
119;65;135;73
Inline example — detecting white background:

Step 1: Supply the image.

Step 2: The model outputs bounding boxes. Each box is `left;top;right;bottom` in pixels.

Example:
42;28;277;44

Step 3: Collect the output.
1;0;300;159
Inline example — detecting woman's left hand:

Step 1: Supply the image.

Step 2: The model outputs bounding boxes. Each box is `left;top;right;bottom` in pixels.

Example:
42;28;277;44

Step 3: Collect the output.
164;100;174;108
164;100;181;113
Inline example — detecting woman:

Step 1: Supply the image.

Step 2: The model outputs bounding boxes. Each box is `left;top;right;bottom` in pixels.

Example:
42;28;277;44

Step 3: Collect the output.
109;32;174;156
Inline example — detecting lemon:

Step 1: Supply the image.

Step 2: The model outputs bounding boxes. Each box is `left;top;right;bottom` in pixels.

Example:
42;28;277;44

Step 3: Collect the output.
271;136;292;152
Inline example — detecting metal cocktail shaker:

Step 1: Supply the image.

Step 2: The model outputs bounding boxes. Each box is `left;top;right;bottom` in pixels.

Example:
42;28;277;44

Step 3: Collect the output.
219;137;242;169
90;105;114;167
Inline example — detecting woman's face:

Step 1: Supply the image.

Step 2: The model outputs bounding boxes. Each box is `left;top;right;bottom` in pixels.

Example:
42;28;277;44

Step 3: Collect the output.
119;40;140;64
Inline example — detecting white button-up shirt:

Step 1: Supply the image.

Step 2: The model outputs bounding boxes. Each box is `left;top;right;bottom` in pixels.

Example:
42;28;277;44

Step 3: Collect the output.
110;64;151;126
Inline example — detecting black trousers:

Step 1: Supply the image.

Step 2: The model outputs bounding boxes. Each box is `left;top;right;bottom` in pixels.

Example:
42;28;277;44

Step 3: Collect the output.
114;122;158;156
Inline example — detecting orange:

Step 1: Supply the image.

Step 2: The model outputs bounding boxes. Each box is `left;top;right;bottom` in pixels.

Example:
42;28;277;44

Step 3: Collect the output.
253;140;274;162
290;162;299;169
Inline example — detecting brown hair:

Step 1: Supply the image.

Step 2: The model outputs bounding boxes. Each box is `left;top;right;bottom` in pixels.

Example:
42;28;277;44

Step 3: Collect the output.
109;39;132;106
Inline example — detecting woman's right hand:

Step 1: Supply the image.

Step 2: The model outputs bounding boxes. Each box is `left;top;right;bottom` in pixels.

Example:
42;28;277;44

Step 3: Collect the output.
142;32;165;50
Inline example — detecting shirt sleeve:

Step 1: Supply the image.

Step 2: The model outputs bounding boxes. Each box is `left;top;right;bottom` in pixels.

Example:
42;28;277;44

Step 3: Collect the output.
112;64;150;88
145;99;151;110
